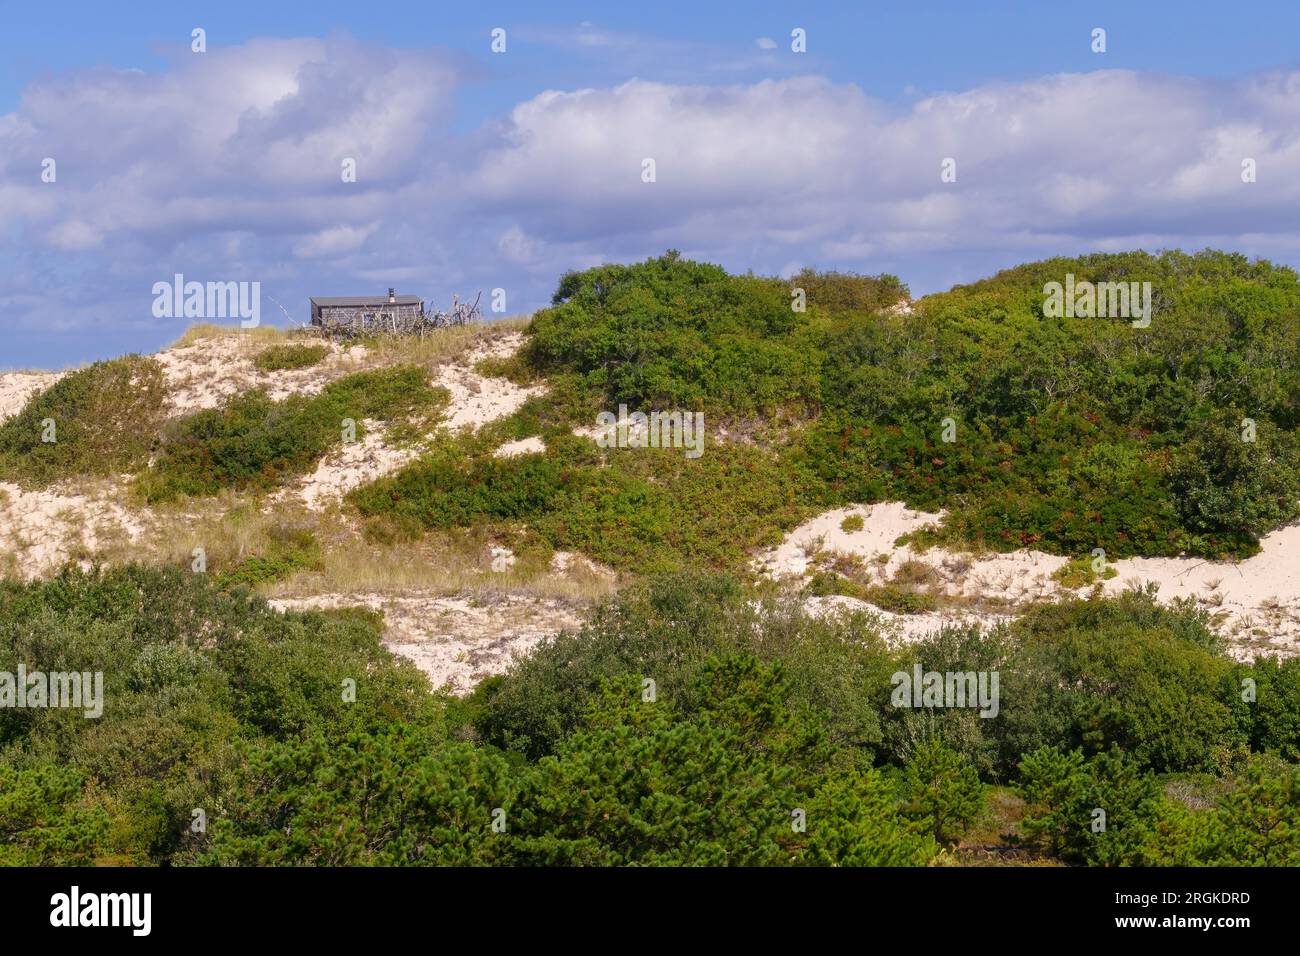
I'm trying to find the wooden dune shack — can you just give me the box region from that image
[309,288,482,340]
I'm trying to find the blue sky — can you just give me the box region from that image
[3,1,1300,368]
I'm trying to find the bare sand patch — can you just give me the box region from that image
[493,435,546,458]
[276,419,421,512]
[0,479,148,579]
[1105,523,1300,656]
[435,333,545,431]
[0,372,66,423]
[268,590,584,695]
[759,502,1300,657]
[154,335,367,414]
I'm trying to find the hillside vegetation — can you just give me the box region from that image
[0,356,166,486]
[1,568,1297,866]
[137,365,443,502]
[356,250,1300,569]
[2,251,1298,868]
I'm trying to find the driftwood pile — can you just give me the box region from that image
[312,292,484,341]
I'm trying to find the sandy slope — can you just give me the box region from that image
[276,332,544,510]
[0,324,544,567]
[0,479,146,579]
[433,333,546,431]
[0,372,66,423]
[154,336,369,414]
[758,502,1300,658]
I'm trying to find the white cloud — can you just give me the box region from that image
[0,37,457,250]
[471,69,1300,260]
[4,38,1300,361]
[756,38,777,50]
[293,223,379,259]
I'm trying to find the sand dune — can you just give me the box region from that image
[758,502,1300,658]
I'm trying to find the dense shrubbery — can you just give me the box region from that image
[0,356,166,486]
[0,566,438,865]
[507,250,1300,563]
[1016,748,1300,866]
[1,568,1296,866]
[799,250,1300,558]
[351,424,821,574]
[525,251,833,419]
[138,366,442,501]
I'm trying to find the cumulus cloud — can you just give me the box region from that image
[472,70,1300,261]
[0,37,456,248]
[3,35,1300,365]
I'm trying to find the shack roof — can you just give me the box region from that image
[310,295,422,308]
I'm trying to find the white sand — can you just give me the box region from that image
[1105,524,1300,654]
[154,336,369,414]
[0,372,66,423]
[759,502,1300,657]
[275,332,544,509]
[493,435,546,458]
[434,333,545,431]
[0,480,147,579]
[283,419,422,512]
[269,590,583,695]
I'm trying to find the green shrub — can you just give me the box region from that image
[0,764,113,865]
[474,353,535,384]
[0,356,166,486]
[1015,746,1165,864]
[0,565,441,864]
[472,572,895,764]
[865,585,938,614]
[787,267,908,315]
[1248,657,1300,761]
[1015,748,1300,866]
[901,738,986,846]
[803,570,868,599]
[352,428,822,575]
[525,251,823,419]
[996,588,1245,774]
[252,343,330,372]
[1051,555,1119,588]
[205,727,513,866]
[508,657,936,866]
